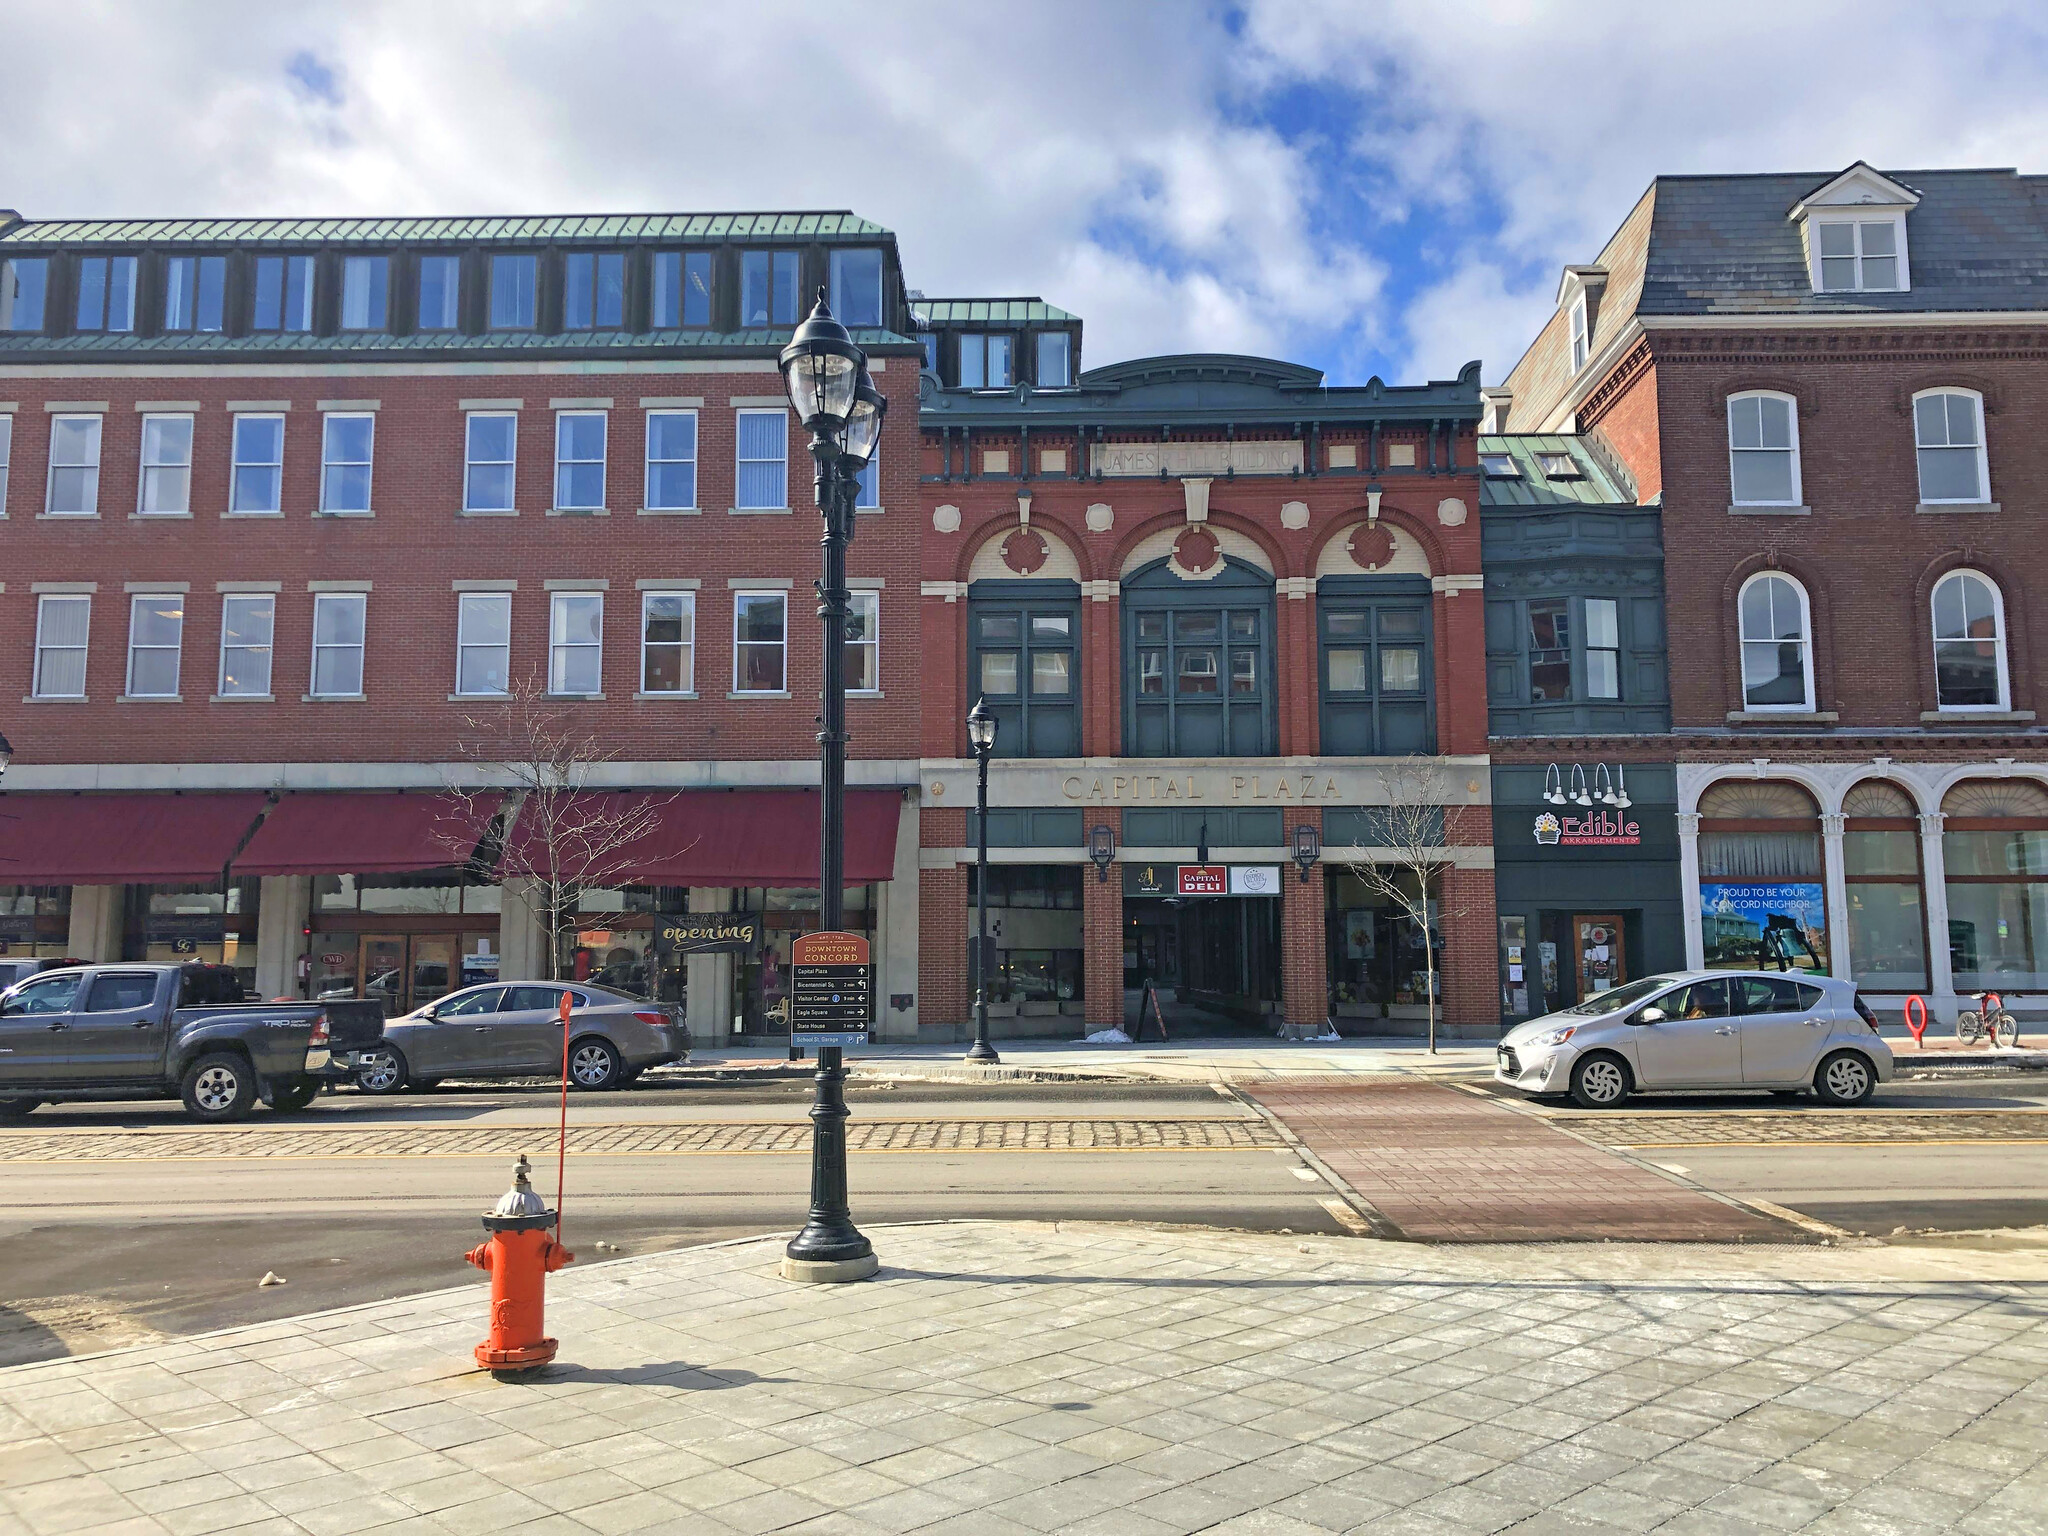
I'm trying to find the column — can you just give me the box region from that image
[918,865,969,1040]
[1083,809,1123,1031]
[498,876,548,982]
[685,887,734,1048]
[1920,811,1956,1022]
[254,875,312,999]
[1821,812,1853,982]
[876,793,921,1044]
[65,885,122,962]
[1677,812,1705,969]
[1441,862,1499,1036]
[1278,807,1326,1037]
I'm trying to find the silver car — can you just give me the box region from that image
[1495,970,1892,1109]
[355,982,685,1094]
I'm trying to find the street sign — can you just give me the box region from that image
[1177,865,1228,896]
[790,930,872,1048]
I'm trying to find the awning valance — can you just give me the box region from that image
[0,793,269,885]
[233,792,504,878]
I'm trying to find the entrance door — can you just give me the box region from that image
[1574,915,1626,1001]
[361,936,406,1014]
[359,935,461,1017]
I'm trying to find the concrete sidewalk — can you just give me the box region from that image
[686,1038,1500,1085]
[5,1221,2046,1535]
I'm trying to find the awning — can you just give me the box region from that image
[504,789,903,887]
[0,792,269,885]
[233,792,505,878]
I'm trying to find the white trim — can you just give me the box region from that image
[135,411,195,516]
[553,407,608,511]
[216,590,276,700]
[1929,568,2011,713]
[453,589,513,698]
[1726,390,1803,508]
[1736,570,1816,713]
[730,588,789,695]
[1910,387,1992,506]
[547,589,605,698]
[1807,212,1911,295]
[643,405,699,514]
[638,587,697,698]
[122,590,184,700]
[31,592,91,700]
[308,590,368,699]
[462,408,519,515]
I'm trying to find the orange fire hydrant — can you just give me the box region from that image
[465,1155,573,1377]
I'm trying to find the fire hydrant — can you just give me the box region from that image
[465,1155,573,1378]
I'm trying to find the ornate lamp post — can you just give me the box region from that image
[777,294,885,1282]
[966,698,1000,1065]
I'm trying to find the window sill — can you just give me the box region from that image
[315,509,375,519]
[1727,504,1812,516]
[36,513,100,521]
[130,511,195,520]
[633,690,700,700]
[449,692,510,702]
[1726,709,1839,724]
[1921,709,2035,723]
[302,693,367,702]
[546,506,611,517]
[224,510,285,519]
[546,692,606,701]
[21,694,88,703]
[849,690,884,699]
[116,694,183,704]
[1917,501,1999,515]
[210,693,274,703]
[637,506,702,516]
[460,507,521,518]
[728,506,793,516]
[856,506,886,516]
[728,690,792,700]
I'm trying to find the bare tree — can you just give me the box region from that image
[1338,758,1473,1054]
[439,672,678,982]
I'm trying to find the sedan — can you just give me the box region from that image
[1495,970,1892,1109]
[354,982,685,1094]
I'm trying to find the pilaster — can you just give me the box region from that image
[65,885,122,962]
[254,875,312,999]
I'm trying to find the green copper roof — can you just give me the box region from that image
[1476,434,1633,507]
[0,211,892,247]
[911,298,1078,325]
[0,326,917,358]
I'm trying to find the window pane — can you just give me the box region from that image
[325,415,373,462]
[1177,650,1218,694]
[958,336,984,388]
[1817,223,1855,256]
[829,249,883,328]
[1743,640,1808,707]
[1136,612,1165,640]
[1175,611,1220,641]
[735,594,785,643]
[36,598,88,648]
[460,594,510,645]
[315,596,365,645]
[418,256,460,329]
[647,411,696,461]
[139,416,194,513]
[1037,331,1071,387]
[341,256,388,330]
[1527,599,1570,652]
[1755,396,1792,448]
[1727,396,1761,449]
[1945,393,1979,446]
[1030,651,1070,695]
[772,251,799,324]
[1029,614,1069,639]
[222,595,273,650]
[1919,446,1980,501]
[1847,883,1926,991]
[1230,650,1258,694]
[1326,648,1367,692]
[1914,394,1948,445]
[1731,449,1794,504]
[1584,598,1618,649]
[1380,647,1421,693]
[1935,641,2002,707]
[741,252,771,325]
[490,254,536,328]
[642,594,689,645]
[987,334,1013,387]
[1586,650,1619,699]
[0,258,49,330]
[1326,610,1368,637]
[980,652,1019,695]
[1861,256,1897,290]
[1139,648,1164,695]
[979,613,1020,644]
[1859,220,1896,256]
[1946,879,2048,990]
[551,594,602,647]
[1821,255,1856,291]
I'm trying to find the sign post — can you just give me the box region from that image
[791,931,872,1049]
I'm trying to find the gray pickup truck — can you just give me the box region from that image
[0,963,384,1121]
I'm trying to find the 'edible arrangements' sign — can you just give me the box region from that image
[790,930,872,1048]
[654,914,761,956]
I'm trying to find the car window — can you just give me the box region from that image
[1561,976,1670,1016]
[503,985,565,1012]
[6,973,83,1014]
[1735,976,1819,1014]
[1662,979,1731,1019]
[434,987,504,1018]
[85,973,159,1012]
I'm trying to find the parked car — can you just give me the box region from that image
[0,963,385,1121]
[1495,970,1892,1109]
[353,981,685,1094]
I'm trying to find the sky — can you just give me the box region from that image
[5,1,2048,386]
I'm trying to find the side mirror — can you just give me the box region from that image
[1632,1006,1667,1025]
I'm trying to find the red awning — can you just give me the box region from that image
[503,789,903,887]
[233,792,505,878]
[0,793,269,885]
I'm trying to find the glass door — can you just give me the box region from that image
[410,937,456,1013]
[360,935,406,1015]
[357,934,458,1017]
[1574,914,1625,999]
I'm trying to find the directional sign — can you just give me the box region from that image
[790,930,871,1048]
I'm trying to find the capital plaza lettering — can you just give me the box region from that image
[1060,772,1342,804]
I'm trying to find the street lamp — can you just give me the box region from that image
[1292,823,1321,883]
[966,697,1000,1065]
[0,731,12,781]
[1088,823,1117,882]
[777,292,887,1283]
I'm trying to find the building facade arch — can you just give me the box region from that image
[1911,549,2032,718]
[962,518,1086,585]
[1720,551,1834,716]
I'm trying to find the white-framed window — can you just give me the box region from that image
[230,414,285,514]
[1913,389,1989,504]
[554,411,607,510]
[548,592,604,695]
[74,256,137,332]
[417,255,461,330]
[735,409,788,510]
[1738,572,1814,712]
[464,412,518,512]
[958,333,1014,389]
[456,592,512,696]
[644,410,698,510]
[1585,598,1620,700]
[854,453,879,510]
[310,593,367,697]
[31,594,89,698]
[218,594,274,697]
[732,591,788,693]
[640,591,695,693]
[125,593,184,698]
[1815,219,1901,292]
[0,258,48,331]
[340,255,388,330]
[45,413,102,516]
[1037,331,1072,388]
[320,413,374,513]
[136,413,194,515]
[828,248,884,328]
[1727,391,1801,507]
[253,255,315,332]
[1931,569,2009,712]
[0,413,12,518]
[1569,297,1589,372]
[845,591,879,693]
[162,256,225,332]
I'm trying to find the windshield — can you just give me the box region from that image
[1559,976,1674,1016]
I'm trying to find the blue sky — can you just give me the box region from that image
[6,1,2048,385]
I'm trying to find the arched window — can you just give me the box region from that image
[1737,573,1814,711]
[1727,391,1801,507]
[1942,779,2048,991]
[1697,780,1828,974]
[1930,569,2009,711]
[1913,389,1989,505]
[1842,780,1927,991]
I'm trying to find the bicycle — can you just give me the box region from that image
[1956,991,2021,1048]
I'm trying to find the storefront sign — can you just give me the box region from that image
[1124,864,1171,897]
[1699,882,1829,973]
[1227,866,1282,896]
[654,914,761,956]
[1533,809,1641,847]
[1177,866,1228,895]
[1090,440,1304,478]
[144,913,224,946]
[0,916,35,944]
[1059,770,1345,804]
[790,930,871,1047]
[1125,864,1281,897]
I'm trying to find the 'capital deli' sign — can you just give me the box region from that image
[1533,809,1640,847]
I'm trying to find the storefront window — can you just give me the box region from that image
[1943,779,2048,991]
[1498,914,1529,1018]
[0,885,71,958]
[1325,867,1442,1018]
[1842,780,1927,991]
[732,885,876,1034]
[557,885,689,1000]
[965,865,1083,1010]
[123,881,261,993]
[1697,781,1828,973]
[309,870,500,1015]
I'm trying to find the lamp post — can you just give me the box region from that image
[0,731,12,781]
[966,698,1000,1065]
[777,293,885,1282]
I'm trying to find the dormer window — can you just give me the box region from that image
[1790,163,1917,297]
[1479,453,1519,478]
[1536,452,1581,480]
[1568,297,1589,371]
[1817,220,1898,292]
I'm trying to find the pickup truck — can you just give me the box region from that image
[0,963,384,1122]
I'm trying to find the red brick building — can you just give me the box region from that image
[1498,163,2048,1024]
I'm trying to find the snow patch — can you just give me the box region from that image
[1082,1028,1133,1044]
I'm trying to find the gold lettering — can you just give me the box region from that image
[1147,776,1162,799]
[1112,776,1128,799]
[1325,778,1340,799]
[1062,776,1084,799]
[1274,777,1293,800]
[1089,778,1106,799]
[1231,776,1246,799]
[1300,774,1316,799]
[1186,776,1200,800]
[1251,776,1264,800]
[1163,777,1181,799]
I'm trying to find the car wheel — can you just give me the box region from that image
[266,1078,320,1113]
[0,1098,42,1118]
[568,1038,622,1091]
[1569,1053,1631,1110]
[1814,1050,1876,1107]
[355,1046,409,1095]
[182,1053,257,1122]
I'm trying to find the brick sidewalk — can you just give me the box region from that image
[1247,1080,1792,1242]
[4,1222,2046,1535]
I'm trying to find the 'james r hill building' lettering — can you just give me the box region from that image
[1090,441,1305,477]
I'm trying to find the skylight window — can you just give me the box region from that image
[1480,453,1519,478]
[1536,452,1581,480]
